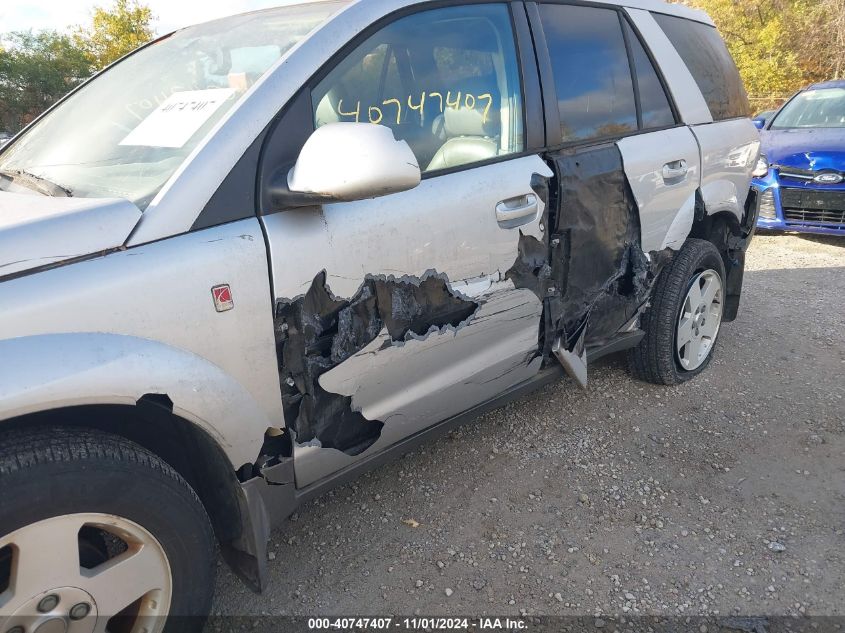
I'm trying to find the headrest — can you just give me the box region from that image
[443,104,499,138]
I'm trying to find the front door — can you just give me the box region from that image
[261,3,551,487]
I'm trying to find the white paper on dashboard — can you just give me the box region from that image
[119,88,234,148]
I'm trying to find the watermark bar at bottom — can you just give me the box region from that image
[197,616,845,633]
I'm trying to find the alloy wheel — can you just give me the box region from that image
[0,513,172,633]
[676,269,723,371]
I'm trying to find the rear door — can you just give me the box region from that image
[615,16,702,253]
[527,1,700,370]
[260,2,551,487]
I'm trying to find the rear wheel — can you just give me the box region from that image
[628,238,726,385]
[0,427,216,633]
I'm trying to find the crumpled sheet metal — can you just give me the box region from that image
[274,270,480,456]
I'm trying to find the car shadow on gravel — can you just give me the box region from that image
[796,234,845,248]
[757,230,845,248]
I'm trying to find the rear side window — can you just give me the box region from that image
[538,4,637,143]
[653,13,750,121]
[623,22,675,129]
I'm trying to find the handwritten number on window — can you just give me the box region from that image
[337,99,361,122]
[382,98,402,125]
[408,92,426,116]
[333,91,495,126]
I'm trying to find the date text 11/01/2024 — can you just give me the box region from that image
[307,617,528,630]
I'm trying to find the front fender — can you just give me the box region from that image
[0,333,272,468]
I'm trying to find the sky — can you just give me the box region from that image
[0,0,297,35]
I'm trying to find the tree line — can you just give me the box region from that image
[1,0,843,133]
[0,0,154,133]
[680,0,845,110]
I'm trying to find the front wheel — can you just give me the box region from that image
[0,427,216,633]
[628,238,726,385]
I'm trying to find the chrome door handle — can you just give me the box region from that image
[495,194,538,228]
[662,160,688,182]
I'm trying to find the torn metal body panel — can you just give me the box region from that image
[308,287,542,485]
[544,144,656,354]
[262,155,553,487]
[495,144,672,388]
[275,270,480,457]
[552,327,587,389]
[230,460,296,591]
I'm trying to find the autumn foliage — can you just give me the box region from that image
[677,0,845,110]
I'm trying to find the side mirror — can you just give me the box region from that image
[753,118,766,130]
[268,123,421,208]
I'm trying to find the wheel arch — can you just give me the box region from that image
[690,205,742,242]
[0,332,277,468]
[689,200,746,322]
[0,332,289,590]
[0,400,245,551]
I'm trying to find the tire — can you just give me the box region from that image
[0,426,216,633]
[628,238,727,385]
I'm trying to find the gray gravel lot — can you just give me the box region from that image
[211,233,845,618]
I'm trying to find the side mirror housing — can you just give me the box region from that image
[753,117,766,130]
[268,123,421,209]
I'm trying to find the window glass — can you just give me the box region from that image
[0,1,347,208]
[623,22,675,129]
[539,4,637,143]
[653,14,750,121]
[771,88,845,129]
[312,4,524,172]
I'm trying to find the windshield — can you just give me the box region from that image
[770,87,845,130]
[0,1,347,208]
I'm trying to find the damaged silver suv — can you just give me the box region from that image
[0,0,759,628]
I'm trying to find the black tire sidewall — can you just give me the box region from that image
[0,440,215,623]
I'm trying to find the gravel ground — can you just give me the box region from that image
[211,232,845,619]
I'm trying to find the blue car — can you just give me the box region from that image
[752,80,845,236]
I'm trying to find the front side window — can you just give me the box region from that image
[771,88,845,129]
[311,4,524,173]
[539,4,637,143]
[653,14,750,121]
[0,1,347,208]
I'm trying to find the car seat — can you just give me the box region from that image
[426,103,501,171]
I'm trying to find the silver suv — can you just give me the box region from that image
[0,0,759,628]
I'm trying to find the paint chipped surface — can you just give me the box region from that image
[295,286,543,486]
[319,288,541,425]
[275,270,480,456]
